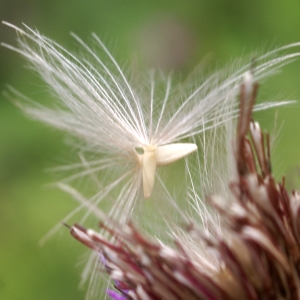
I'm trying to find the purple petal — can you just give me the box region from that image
[107,290,128,300]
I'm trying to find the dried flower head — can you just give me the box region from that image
[70,72,300,300]
[2,22,300,299]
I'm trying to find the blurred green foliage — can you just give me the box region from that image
[1,1,300,299]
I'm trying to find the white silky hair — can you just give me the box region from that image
[2,22,300,299]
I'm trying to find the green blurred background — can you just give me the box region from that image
[1,1,300,299]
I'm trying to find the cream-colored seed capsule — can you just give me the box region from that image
[156,143,198,166]
[140,143,197,198]
[142,145,157,198]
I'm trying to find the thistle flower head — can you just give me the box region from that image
[70,72,300,300]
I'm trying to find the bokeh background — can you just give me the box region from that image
[1,1,300,299]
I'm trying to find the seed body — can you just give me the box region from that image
[141,143,197,198]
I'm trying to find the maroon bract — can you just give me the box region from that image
[69,73,300,299]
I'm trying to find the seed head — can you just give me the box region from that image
[70,72,300,300]
[2,23,298,222]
